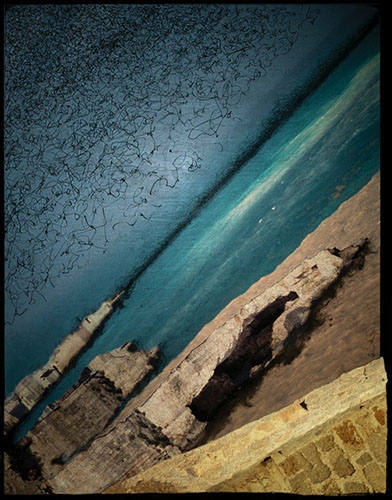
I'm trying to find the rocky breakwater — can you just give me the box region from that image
[4,342,159,494]
[47,240,368,494]
[4,291,124,438]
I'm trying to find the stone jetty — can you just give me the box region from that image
[4,291,125,438]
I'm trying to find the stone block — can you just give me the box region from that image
[301,442,322,465]
[372,406,386,426]
[308,463,331,484]
[354,412,379,439]
[334,420,364,451]
[297,441,331,484]
[363,462,386,492]
[331,453,355,478]
[343,481,369,494]
[279,455,301,477]
[316,434,335,452]
[320,479,341,495]
[288,471,313,495]
[293,451,312,473]
[356,452,373,466]
[366,433,386,463]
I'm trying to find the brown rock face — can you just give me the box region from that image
[4,342,159,491]
[45,242,368,494]
[135,242,368,451]
[190,291,299,421]
[49,409,181,494]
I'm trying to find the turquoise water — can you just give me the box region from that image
[13,26,379,442]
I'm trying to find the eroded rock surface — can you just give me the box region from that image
[4,342,159,493]
[50,410,181,494]
[45,241,368,494]
[136,243,368,450]
[4,291,125,438]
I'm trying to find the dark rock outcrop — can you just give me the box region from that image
[190,291,299,421]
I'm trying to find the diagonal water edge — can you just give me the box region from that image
[91,13,380,298]
[10,21,380,442]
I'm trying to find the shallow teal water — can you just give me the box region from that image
[12,26,380,442]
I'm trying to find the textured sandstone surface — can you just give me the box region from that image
[104,357,387,494]
[3,342,159,493]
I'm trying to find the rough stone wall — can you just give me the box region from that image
[26,371,124,480]
[103,357,387,494]
[208,392,387,494]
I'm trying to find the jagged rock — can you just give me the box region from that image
[13,342,159,482]
[49,410,181,494]
[43,241,368,495]
[3,450,53,495]
[136,245,366,450]
[88,342,160,397]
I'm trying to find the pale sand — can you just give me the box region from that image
[126,171,380,439]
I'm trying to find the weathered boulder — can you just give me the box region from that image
[88,341,160,397]
[49,409,181,494]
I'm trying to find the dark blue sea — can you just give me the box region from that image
[4,5,379,441]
